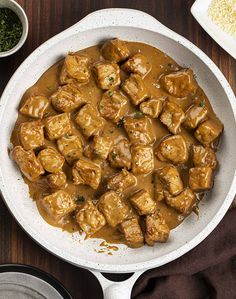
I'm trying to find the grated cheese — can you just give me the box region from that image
[208,0,236,38]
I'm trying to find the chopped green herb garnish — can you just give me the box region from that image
[108,90,113,97]
[47,85,54,91]
[111,153,117,160]
[199,101,205,108]
[134,111,143,118]
[0,8,23,52]
[108,76,114,82]
[76,195,85,203]
[117,117,125,127]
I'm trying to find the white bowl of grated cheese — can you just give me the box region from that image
[191,0,236,59]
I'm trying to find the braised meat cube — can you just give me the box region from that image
[131,144,154,174]
[165,188,196,214]
[46,171,67,189]
[101,38,130,63]
[153,171,164,201]
[98,89,128,123]
[75,104,105,138]
[51,83,86,112]
[40,190,76,221]
[160,69,197,98]
[124,116,155,145]
[139,97,165,118]
[72,157,101,189]
[155,134,189,164]
[88,136,113,160]
[183,104,208,129]
[121,53,151,77]
[157,165,183,196]
[44,113,72,140]
[107,169,136,192]
[20,121,44,150]
[192,145,217,169]
[145,212,170,245]
[57,135,83,164]
[60,53,90,84]
[38,147,65,173]
[108,139,131,169]
[160,100,185,134]
[189,167,214,191]
[121,74,148,105]
[20,95,49,119]
[76,201,106,236]
[11,146,44,181]
[93,61,120,90]
[120,218,144,248]
[98,191,130,227]
[194,119,223,145]
[129,189,156,215]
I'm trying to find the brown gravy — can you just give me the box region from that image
[10,42,221,245]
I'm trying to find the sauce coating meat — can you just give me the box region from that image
[10,40,223,248]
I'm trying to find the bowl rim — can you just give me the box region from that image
[0,0,28,57]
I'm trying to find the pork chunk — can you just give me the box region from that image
[108,139,131,169]
[194,119,223,145]
[51,83,86,112]
[46,171,67,189]
[131,144,154,174]
[121,74,148,106]
[40,190,76,221]
[107,169,136,192]
[160,69,197,97]
[189,167,214,191]
[145,212,170,245]
[101,39,130,63]
[20,121,44,150]
[75,104,105,138]
[38,147,65,173]
[20,95,49,119]
[160,100,185,134]
[192,145,217,169]
[165,188,196,214]
[88,135,113,160]
[139,97,165,118]
[124,116,155,145]
[98,89,128,123]
[57,135,83,164]
[60,53,90,84]
[93,61,120,90]
[98,191,130,227]
[183,104,208,129]
[11,146,44,181]
[155,134,188,164]
[129,189,156,215]
[76,201,106,236]
[72,157,101,189]
[157,165,183,196]
[121,53,151,77]
[120,218,144,248]
[44,113,72,140]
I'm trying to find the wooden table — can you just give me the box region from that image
[0,1,235,298]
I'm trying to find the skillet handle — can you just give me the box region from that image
[69,8,172,34]
[90,270,144,299]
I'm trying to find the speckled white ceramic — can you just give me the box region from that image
[0,9,235,298]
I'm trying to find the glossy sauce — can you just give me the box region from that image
[10,42,221,245]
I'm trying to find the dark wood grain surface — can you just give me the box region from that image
[0,1,235,298]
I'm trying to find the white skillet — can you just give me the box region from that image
[0,9,235,299]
